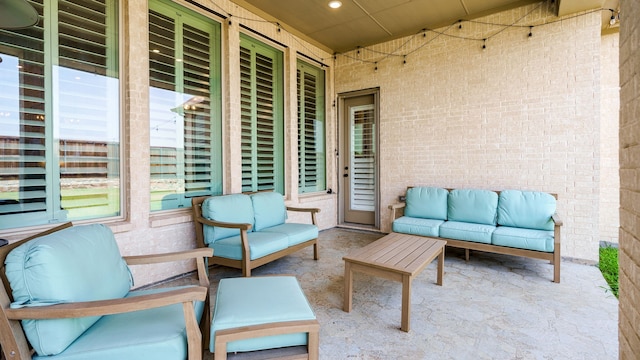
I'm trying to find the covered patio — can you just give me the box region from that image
[159,228,619,359]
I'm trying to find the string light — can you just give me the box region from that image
[196,0,620,67]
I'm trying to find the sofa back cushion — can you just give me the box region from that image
[4,224,132,356]
[447,189,498,225]
[404,187,448,220]
[202,194,254,243]
[497,190,556,231]
[251,191,287,231]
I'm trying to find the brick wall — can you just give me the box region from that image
[619,0,640,357]
[600,33,620,244]
[334,1,604,261]
[114,0,335,286]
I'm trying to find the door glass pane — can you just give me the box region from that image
[350,104,375,211]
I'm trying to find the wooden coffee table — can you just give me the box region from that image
[343,232,447,332]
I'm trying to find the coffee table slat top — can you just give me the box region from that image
[343,233,447,276]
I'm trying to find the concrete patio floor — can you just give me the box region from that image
[171,228,619,360]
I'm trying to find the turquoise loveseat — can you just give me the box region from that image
[0,222,212,360]
[192,191,320,276]
[389,187,562,282]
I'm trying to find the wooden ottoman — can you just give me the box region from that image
[210,276,319,360]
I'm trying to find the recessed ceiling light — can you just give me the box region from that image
[328,1,342,9]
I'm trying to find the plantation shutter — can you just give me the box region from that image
[0,11,47,218]
[350,105,375,211]
[239,35,283,193]
[149,0,221,210]
[56,0,119,217]
[0,0,119,225]
[149,8,179,208]
[297,60,325,193]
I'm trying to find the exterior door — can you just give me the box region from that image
[340,91,378,227]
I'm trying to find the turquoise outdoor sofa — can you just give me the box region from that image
[192,191,320,276]
[0,222,212,360]
[389,187,562,282]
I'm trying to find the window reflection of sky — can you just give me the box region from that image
[150,87,199,149]
[0,59,120,143]
[0,54,20,137]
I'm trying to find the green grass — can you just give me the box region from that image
[598,245,619,298]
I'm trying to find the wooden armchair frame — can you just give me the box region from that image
[191,196,320,277]
[0,222,213,360]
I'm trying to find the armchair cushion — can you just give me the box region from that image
[4,224,133,356]
[211,276,316,352]
[392,216,444,237]
[202,194,255,243]
[260,223,319,246]
[491,226,555,252]
[211,231,289,260]
[404,187,448,220]
[497,190,556,231]
[32,287,205,360]
[251,192,287,231]
[447,189,498,225]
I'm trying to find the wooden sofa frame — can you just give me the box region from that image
[389,189,563,283]
[192,196,320,277]
[0,222,213,360]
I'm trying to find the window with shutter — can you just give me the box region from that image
[297,59,325,194]
[0,0,121,230]
[148,0,221,211]
[239,34,284,194]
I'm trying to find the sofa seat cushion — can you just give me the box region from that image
[251,192,287,231]
[261,223,318,246]
[392,216,444,237]
[5,224,132,356]
[203,194,255,243]
[447,189,498,225]
[404,187,449,220]
[211,276,316,352]
[33,287,205,360]
[439,221,495,244]
[210,231,289,260]
[491,226,555,252]
[498,190,556,231]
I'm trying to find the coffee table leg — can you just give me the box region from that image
[344,261,353,312]
[437,248,444,286]
[401,275,411,332]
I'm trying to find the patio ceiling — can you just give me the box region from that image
[230,0,620,53]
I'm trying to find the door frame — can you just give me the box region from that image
[337,87,380,229]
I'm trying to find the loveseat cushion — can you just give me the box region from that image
[439,221,495,244]
[33,287,205,360]
[497,190,556,231]
[211,276,316,352]
[261,223,318,246]
[251,192,287,231]
[202,194,254,243]
[447,189,498,225]
[404,187,448,220]
[211,231,289,260]
[5,224,132,356]
[491,226,555,252]
[392,216,444,237]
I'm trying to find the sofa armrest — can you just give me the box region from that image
[195,216,252,231]
[551,213,563,227]
[124,248,213,287]
[5,286,207,320]
[388,202,406,224]
[286,206,321,226]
